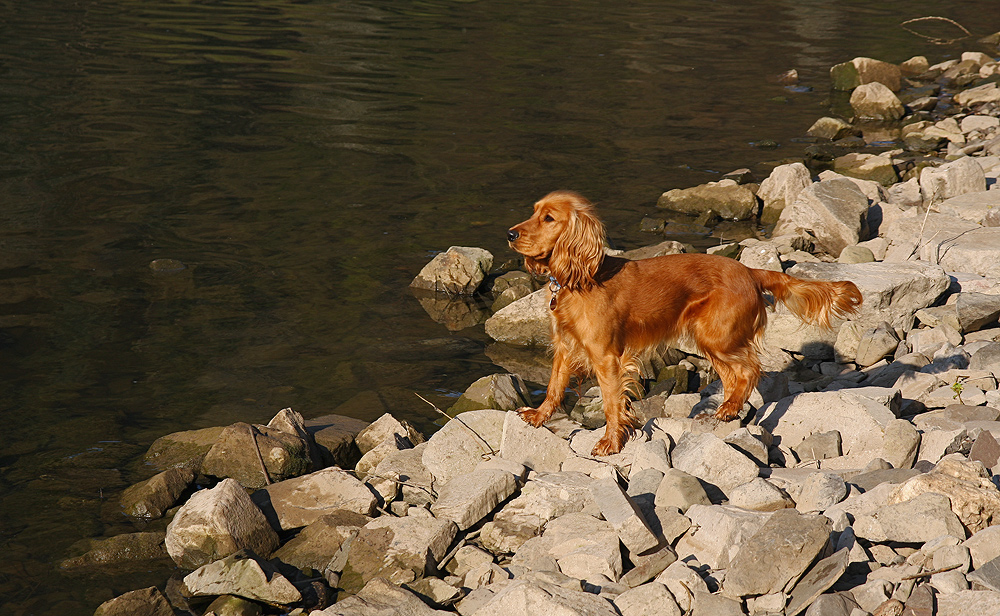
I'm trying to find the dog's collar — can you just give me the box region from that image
[548,276,562,310]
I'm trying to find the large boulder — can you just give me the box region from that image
[201,422,313,490]
[94,587,174,616]
[757,389,899,469]
[849,82,904,120]
[410,246,493,295]
[758,163,813,224]
[484,289,551,346]
[165,478,279,569]
[512,512,622,581]
[656,180,759,220]
[344,515,458,587]
[723,509,832,598]
[431,466,519,530]
[920,157,988,206]
[251,467,377,530]
[934,190,1000,226]
[890,455,1000,534]
[786,261,950,332]
[830,57,902,91]
[674,505,771,570]
[270,510,370,572]
[448,373,533,414]
[143,426,226,472]
[772,178,869,257]
[475,579,619,616]
[183,550,301,605]
[670,432,759,496]
[312,577,453,616]
[119,467,195,520]
[421,409,506,486]
[480,471,598,554]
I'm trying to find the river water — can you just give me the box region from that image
[1,0,997,612]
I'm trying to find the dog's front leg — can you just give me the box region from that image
[518,346,571,428]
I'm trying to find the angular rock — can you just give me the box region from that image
[271,510,369,572]
[758,389,899,469]
[500,410,573,472]
[724,509,832,598]
[808,117,854,141]
[834,152,898,187]
[654,468,711,513]
[304,413,368,469]
[853,491,965,542]
[449,373,532,414]
[786,261,950,333]
[480,471,597,554]
[920,157,988,207]
[120,467,195,520]
[937,590,1000,615]
[313,577,453,616]
[738,239,783,271]
[728,477,794,512]
[850,82,905,120]
[374,443,435,506]
[674,504,771,570]
[785,548,851,616]
[614,582,682,616]
[934,190,1000,227]
[972,342,1000,373]
[796,472,847,513]
[773,178,870,257]
[143,426,226,473]
[656,180,759,221]
[512,512,622,582]
[831,57,902,91]
[251,467,376,531]
[59,532,169,570]
[422,409,506,486]
[793,430,843,462]
[165,478,279,569]
[759,163,813,223]
[183,550,301,605]
[355,413,424,455]
[93,587,174,616]
[431,467,518,530]
[890,455,1000,534]
[670,432,758,496]
[344,515,458,586]
[883,418,921,470]
[410,246,493,295]
[475,580,619,616]
[855,323,902,366]
[202,422,313,490]
[590,478,659,555]
[484,289,551,346]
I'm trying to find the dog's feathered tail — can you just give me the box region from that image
[751,269,862,327]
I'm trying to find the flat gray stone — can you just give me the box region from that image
[431,467,518,530]
[785,548,850,616]
[590,478,659,555]
[724,509,833,598]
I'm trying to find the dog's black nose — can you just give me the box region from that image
[507,229,519,242]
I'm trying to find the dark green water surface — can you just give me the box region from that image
[1,0,997,612]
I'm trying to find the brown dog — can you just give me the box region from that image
[507,190,862,456]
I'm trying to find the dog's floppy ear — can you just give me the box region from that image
[549,199,605,290]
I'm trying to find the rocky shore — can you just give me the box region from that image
[89,46,1000,616]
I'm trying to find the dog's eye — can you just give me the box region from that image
[543,215,554,222]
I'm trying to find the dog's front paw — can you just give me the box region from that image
[517,407,548,428]
[713,401,742,422]
[591,434,624,457]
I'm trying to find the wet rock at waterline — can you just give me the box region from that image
[410,246,494,295]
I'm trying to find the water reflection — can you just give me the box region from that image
[1,0,997,611]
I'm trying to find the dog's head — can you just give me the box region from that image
[507,190,606,290]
